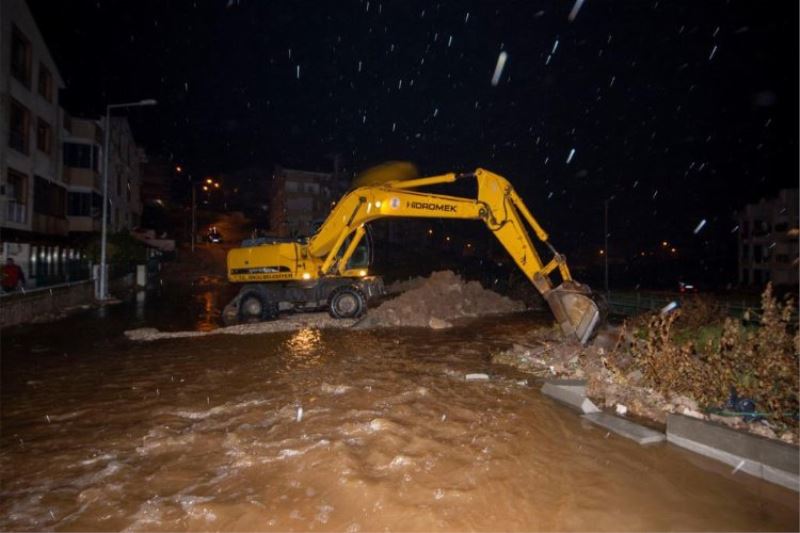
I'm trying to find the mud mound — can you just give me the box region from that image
[357,270,524,329]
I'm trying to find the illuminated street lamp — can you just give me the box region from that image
[99,98,157,301]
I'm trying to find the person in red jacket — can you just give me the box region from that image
[1,258,25,292]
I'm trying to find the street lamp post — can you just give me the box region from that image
[98,99,157,301]
[604,199,609,295]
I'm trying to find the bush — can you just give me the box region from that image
[84,231,148,265]
[614,284,799,428]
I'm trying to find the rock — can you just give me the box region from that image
[428,317,452,329]
[680,408,705,419]
[625,369,644,385]
[465,373,490,382]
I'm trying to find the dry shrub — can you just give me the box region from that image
[675,294,726,329]
[615,284,799,428]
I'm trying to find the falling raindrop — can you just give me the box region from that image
[491,51,508,86]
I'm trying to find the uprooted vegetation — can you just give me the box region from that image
[607,284,799,431]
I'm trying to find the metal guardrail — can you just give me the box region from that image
[0,278,94,299]
[606,292,798,324]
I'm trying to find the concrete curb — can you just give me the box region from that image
[667,414,799,492]
[540,380,601,414]
[540,381,799,492]
[541,380,663,445]
[582,412,665,445]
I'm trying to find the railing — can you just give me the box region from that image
[0,278,93,300]
[606,291,797,324]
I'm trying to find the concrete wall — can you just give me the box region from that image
[0,280,93,328]
[0,272,134,328]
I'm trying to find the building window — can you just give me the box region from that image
[6,168,28,224]
[9,99,30,154]
[38,64,53,101]
[36,118,52,154]
[33,176,66,217]
[63,142,93,169]
[753,245,763,263]
[11,25,32,86]
[68,192,92,216]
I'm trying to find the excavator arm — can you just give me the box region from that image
[302,168,601,342]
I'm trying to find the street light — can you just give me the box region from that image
[98,98,157,301]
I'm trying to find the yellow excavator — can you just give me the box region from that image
[223,167,602,343]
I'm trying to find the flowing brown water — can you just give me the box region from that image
[1,309,797,531]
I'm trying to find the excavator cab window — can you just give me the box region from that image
[339,232,371,269]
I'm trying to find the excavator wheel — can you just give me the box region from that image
[328,285,366,319]
[238,291,279,322]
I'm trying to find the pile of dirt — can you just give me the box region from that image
[356,270,524,329]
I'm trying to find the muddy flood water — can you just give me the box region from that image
[1,288,798,531]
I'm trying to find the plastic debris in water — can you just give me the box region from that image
[465,373,489,382]
[708,45,718,60]
[693,219,707,234]
[731,460,746,474]
[296,406,303,422]
[660,301,679,315]
[491,51,508,86]
[566,148,576,164]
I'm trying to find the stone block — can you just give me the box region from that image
[582,412,665,445]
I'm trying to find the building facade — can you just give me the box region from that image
[269,166,347,237]
[106,116,143,231]
[0,0,85,286]
[738,189,799,287]
[62,113,103,234]
[1,0,66,239]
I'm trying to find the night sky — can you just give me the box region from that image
[29,0,798,285]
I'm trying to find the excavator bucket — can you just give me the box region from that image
[544,281,603,344]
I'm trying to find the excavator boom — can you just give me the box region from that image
[226,168,602,342]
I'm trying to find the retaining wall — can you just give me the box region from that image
[0,273,134,328]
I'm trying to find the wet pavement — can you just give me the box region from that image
[1,284,798,531]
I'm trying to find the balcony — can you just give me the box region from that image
[32,213,68,236]
[64,167,101,190]
[6,201,27,224]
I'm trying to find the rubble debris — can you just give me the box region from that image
[356,270,524,329]
[125,313,357,341]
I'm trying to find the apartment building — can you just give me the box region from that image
[0,0,83,286]
[738,188,799,287]
[269,166,347,237]
[1,0,66,237]
[106,116,143,231]
[62,114,103,233]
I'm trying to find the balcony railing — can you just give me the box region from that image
[6,201,26,224]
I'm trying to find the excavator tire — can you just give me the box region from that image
[238,291,279,322]
[328,285,366,319]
